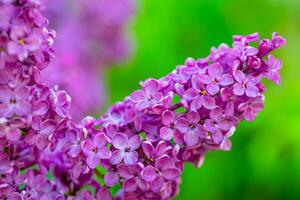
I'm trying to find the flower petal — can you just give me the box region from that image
[15,100,31,116]
[190,96,203,111]
[124,151,138,165]
[128,135,141,151]
[123,178,138,192]
[209,107,222,121]
[98,147,111,159]
[245,83,259,97]
[233,70,246,83]
[104,171,119,187]
[197,74,212,84]
[141,166,157,182]
[96,188,112,200]
[155,155,174,170]
[219,74,234,86]
[208,63,223,79]
[142,141,155,157]
[202,95,215,110]
[150,176,164,192]
[0,87,11,102]
[112,133,128,150]
[86,154,100,169]
[206,83,220,96]
[155,141,167,157]
[118,165,134,179]
[184,130,199,146]
[159,126,173,141]
[233,83,245,96]
[6,127,21,142]
[109,150,125,165]
[161,168,180,180]
[81,139,94,155]
[94,132,107,147]
[131,90,146,101]
[186,111,200,124]
[175,118,189,133]
[32,100,49,115]
[162,110,175,126]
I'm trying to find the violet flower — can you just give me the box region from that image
[82,132,111,169]
[159,110,177,140]
[110,133,141,165]
[0,1,286,198]
[233,70,260,97]
[175,111,206,146]
[0,86,31,118]
[141,155,180,192]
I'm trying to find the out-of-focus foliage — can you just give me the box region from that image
[107,0,300,199]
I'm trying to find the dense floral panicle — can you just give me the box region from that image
[0,1,285,199]
[88,32,285,198]
[39,0,135,119]
[0,1,87,199]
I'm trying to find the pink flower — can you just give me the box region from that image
[7,25,41,61]
[233,70,259,97]
[0,86,31,118]
[82,132,111,169]
[196,63,234,95]
[141,155,180,192]
[159,110,177,140]
[204,107,233,145]
[175,111,206,146]
[265,55,282,85]
[131,79,163,111]
[110,133,141,165]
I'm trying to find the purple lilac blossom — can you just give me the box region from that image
[0,0,285,199]
[91,31,285,198]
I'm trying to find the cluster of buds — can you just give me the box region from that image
[0,0,285,199]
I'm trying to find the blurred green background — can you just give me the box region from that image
[105,0,300,199]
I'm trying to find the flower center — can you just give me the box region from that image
[189,124,195,129]
[9,98,16,105]
[92,147,98,153]
[147,157,155,163]
[18,39,25,46]
[212,79,218,84]
[200,89,206,96]
[170,123,175,129]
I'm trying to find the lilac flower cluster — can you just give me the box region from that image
[87,32,285,199]
[41,0,135,120]
[0,0,285,199]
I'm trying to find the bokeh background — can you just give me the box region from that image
[105,0,300,199]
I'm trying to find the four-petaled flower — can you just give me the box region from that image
[141,155,180,192]
[238,97,264,121]
[175,111,206,146]
[233,70,259,97]
[7,25,41,61]
[197,63,234,95]
[131,79,163,111]
[204,107,233,145]
[265,55,282,85]
[118,163,148,192]
[82,132,111,169]
[0,86,31,118]
[183,73,217,111]
[110,133,141,165]
[142,141,171,162]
